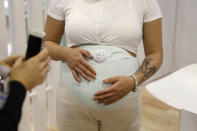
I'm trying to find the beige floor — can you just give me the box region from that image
[48,88,180,131]
[141,88,180,131]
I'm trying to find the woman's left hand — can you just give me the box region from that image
[93,76,135,105]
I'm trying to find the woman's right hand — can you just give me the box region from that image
[64,47,96,83]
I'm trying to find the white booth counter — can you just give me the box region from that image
[146,64,197,131]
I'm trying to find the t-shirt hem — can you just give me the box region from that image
[143,15,162,23]
[67,43,138,54]
[47,11,65,21]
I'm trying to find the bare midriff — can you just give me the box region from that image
[71,44,137,57]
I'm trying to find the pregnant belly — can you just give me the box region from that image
[60,44,139,111]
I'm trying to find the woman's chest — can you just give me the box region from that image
[65,0,143,44]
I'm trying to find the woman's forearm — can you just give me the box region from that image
[45,41,69,61]
[135,53,163,85]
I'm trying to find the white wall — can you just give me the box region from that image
[174,0,197,70]
[0,0,8,59]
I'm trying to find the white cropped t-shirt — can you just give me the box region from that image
[47,0,162,54]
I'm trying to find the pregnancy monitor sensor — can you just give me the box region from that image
[93,49,106,63]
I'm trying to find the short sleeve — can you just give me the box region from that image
[47,0,65,20]
[143,0,162,23]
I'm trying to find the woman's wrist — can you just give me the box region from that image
[59,46,71,62]
[133,72,144,85]
[127,76,135,92]
[45,41,71,61]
